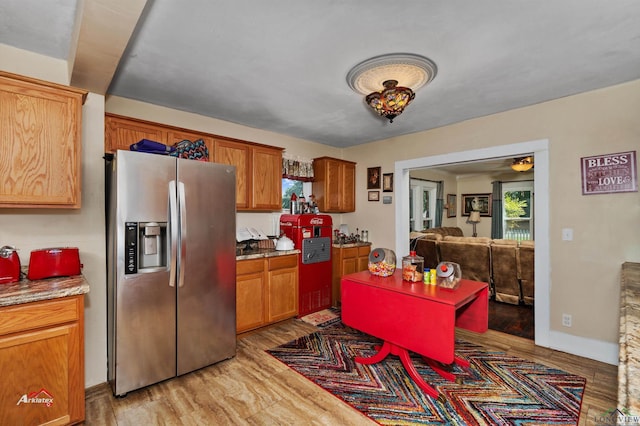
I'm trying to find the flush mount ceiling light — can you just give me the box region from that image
[347,53,437,123]
[511,156,534,172]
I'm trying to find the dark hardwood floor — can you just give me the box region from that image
[488,299,534,340]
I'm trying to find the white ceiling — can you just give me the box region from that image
[1,0,640,150]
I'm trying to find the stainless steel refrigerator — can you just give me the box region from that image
[106,150,236,396]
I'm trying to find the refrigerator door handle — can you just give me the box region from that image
[169,180,178,288]
[178,181,187,288]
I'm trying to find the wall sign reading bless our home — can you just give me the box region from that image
[581,150,637,195]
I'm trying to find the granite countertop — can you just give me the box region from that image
[0,274,90,308]
[332,242,373,248]
[236,248,300,261]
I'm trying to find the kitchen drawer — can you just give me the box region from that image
[268,254,297,271]
[358,246,371,257]
[341,247,358,259]
[0,297,80,335]
[237,258,264,275]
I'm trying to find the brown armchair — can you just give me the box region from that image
[490,239,520,305]
[438,236,492,290]
[517,240,535,305]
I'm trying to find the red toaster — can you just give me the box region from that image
[0,246,21,284]
[27,247,82,280]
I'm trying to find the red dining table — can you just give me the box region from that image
[341,270,488,400]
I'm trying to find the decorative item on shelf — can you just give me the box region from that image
[346,53,437,123]
[511,156,534,172]
[467,211,481,237]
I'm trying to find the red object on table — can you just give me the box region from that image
[341,270,488,399]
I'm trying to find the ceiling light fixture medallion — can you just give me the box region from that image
[347,53,437,123]
[511,156,534,172]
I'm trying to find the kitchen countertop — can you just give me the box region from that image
[0,274,90,308]
[236,248,300,261]
[332,242,373,248]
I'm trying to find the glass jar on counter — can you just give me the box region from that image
[402,251,424,282]
[368,248,396,277]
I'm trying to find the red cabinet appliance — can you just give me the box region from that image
[279,214,333,317]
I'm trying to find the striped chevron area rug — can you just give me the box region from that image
[267,324,585,425]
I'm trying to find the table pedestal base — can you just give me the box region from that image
[355,341,468,401]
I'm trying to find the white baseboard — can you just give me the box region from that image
[548,330,619,365]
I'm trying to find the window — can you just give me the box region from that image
[409,179,437,231]
[502,181,534,240]
[281,179,312,211]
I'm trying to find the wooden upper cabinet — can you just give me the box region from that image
[105,114,168,153]
[0,71,87,209]
[214,139,250,209]
[341,161,356,212]
[252,146,282,210]
[104,113,283,211]
[313,157,357,213]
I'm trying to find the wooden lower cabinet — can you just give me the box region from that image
[266,255,299,323]
[236,254,298,333]
[236,258,266,334]
[332,245,371,306]
[0,295,85,425]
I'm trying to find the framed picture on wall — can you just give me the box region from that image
[368,190,380,201]
[446,194,457,217]
[367,167,381,189]
[461,193,492,216]
[383,173,394,192]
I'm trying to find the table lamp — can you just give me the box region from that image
[467,211,481,237]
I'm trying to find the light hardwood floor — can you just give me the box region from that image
[83,319,617,425]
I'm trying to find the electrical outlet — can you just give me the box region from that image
[562,228,573,241]
[562,313,572,327]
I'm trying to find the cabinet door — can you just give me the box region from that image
[105,114,167,153]
[252,146,282,210]
[342,257,358,277]
[0,75,85,208]
[236,272,265,333]
[267,267,299,322]
[166,130,215,162]
[340,162,356,212]
[267,255,298,322]
[313,157,356,213]
[0,296,84,425]
[215,139,250,209]
[357,246,371,272]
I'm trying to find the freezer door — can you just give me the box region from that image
[109,151,177,396]
[176,158,237,375]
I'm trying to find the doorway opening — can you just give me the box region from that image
[394,139,550,346]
